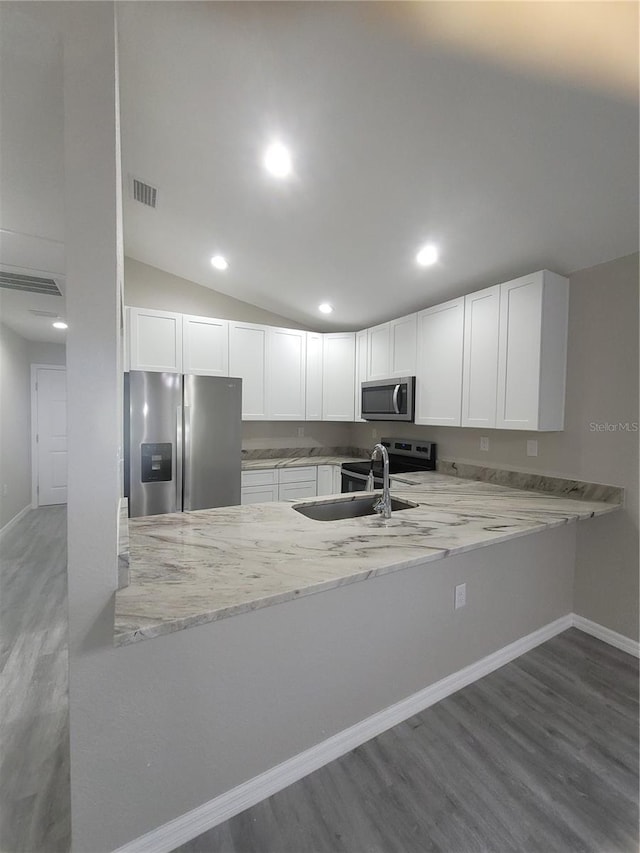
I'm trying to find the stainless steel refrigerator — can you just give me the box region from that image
[124,371,242,518]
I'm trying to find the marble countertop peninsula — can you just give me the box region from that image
[114,472,620,647]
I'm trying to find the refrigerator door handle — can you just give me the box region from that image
[182,405,191,511]
[176,405,183,512]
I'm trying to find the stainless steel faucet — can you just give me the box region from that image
[371,443,392,519]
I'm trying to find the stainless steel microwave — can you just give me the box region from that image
[361,377,416,422]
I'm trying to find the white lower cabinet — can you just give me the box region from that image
[240,469,279,505]
[278,466,317,500]
[240,483,280,504]
[241,466,319,504]
[415,297,464,426]
[317,464,342,496]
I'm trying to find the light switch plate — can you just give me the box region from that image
[455,583,466,609]
[480,436,489,452]
[527,440,538,457]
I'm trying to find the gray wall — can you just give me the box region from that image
[125,256,309,329]
[243,420,352,451]
[0,323,32,527]
[351,252,639,641]
[29,340,66,366]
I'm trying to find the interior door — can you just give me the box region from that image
[36,367,67,506]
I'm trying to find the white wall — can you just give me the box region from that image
[125,256,310,330]
[0,323,31,527]
[352,252,639,641]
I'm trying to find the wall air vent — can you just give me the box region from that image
[0,271,61,296]
[132,177,158,208]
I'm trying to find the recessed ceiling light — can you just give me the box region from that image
[318,303,333,314]
[52,321,68,329]
[210,255,229,271]
[416,244,439,267]
[264,142,292,178]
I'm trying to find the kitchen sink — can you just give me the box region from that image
[292,494,417,522]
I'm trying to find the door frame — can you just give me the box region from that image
[31,364,66,508]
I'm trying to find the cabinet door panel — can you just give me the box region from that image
[461,286,500,428]
[241,484,279,504]
[367,323,391,381]
[316,465,334,496]
[390,313,417,376]
[354,330,368,421]
[322,333,355,421]
[305,333,323,420]
[496,277,542,429]
[229,322,268,420]
[278,480,317,501]
[183,315,229,376]
[128,307,182,372]
[415,298,464,426]
[267,328,306,420]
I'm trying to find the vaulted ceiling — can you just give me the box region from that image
[1,2,638,340]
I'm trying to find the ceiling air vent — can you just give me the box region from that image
[29,309,61,318]
[132,177,158,208]
[0,271,61,296]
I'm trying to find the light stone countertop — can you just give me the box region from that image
[241,455,367,470]
[114,472,619,647]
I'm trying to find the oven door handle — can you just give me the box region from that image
[392,384,401,414]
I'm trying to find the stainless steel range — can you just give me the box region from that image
[341,437,436,493]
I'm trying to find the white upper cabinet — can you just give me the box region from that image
[354,329,368,421]
[461,286,501,428]
[182,314,229,376]
[496,271,569,431]
[266,327,307,420]
[229,321,268,420]
[366,322,392,380]
[415,298,464,426]
[305,332,323,421]
[389,313,417,376]
[322,332,355,421]
[128,307,182,373]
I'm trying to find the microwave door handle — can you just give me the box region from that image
[392,384,401,414]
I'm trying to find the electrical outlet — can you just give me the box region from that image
[480,436,489,452]
[297,427,304,438]
[455,583,466,609]
[372,428,378,439]
[2,484,7,497]
[526,440,538,457]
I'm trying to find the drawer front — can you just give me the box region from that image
[241,484,279,504]
[241,469,278,487]
[278,466,317,484]
[278,481,317,501]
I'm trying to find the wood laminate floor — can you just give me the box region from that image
[176,629,639,853]
[0,507,70,853]
[0,507,638,853]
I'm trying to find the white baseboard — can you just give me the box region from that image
[113,613,572,853]
[572,613,639,658]
[0,504,31,538]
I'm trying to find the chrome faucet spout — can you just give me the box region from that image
[371,443,392,519]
